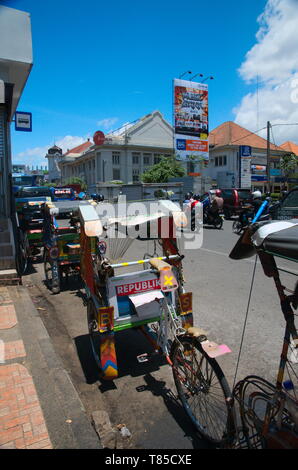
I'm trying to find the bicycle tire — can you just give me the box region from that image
[87,298,101,370]
[171,335,234,446]
[15,229,29,276]
[44,250,60,294]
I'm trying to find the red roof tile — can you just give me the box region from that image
[280,141,298,155]
[64,140,93,156]
[209,121,285,151]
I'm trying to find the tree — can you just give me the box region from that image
[141,156,185,183]
[279,153,298,186]
[63,176,87,191]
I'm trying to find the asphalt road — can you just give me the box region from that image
[23,219,297,449]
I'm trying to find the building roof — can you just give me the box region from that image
[64,140,93,156]
[280,141,298,155]
[209,121,285,152]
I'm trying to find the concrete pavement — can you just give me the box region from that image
[0,283,101,449]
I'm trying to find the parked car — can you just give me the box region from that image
[219,188,253,219]
[269,186,298,220]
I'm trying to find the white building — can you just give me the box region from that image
[206,121,289,192]
[59,111,175,192]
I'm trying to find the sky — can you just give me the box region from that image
[2,0,298,168]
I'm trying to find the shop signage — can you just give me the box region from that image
[93,130,105,146]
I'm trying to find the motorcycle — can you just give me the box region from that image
[203,208,224,229]
[232,207,270,235]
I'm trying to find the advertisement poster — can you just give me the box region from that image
[173,78,209,161]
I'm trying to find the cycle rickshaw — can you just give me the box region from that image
[78,197,232,433]
[179,198,297,449]
[15,196,51,275]
[41,199,97,294]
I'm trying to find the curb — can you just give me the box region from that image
[7,285,102,449]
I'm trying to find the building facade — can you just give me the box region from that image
[59,111,175,193]
[206,121,289,192]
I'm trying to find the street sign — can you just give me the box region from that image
[15,111,32,132]
[239,145,252,188]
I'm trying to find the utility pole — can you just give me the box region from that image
[266,121,271,193]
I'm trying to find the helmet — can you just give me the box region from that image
[215,189,222,197]
[91,193,97,200]
[252,190,262,199]
[185,192,193,200]
[193,194,200,201]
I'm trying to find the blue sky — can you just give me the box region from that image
[3,0,298,168]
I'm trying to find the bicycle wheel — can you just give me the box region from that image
[87,298,101,369]
[44,249,60,294]
[232,220,242,235]
[171,335,234,446]
[15,229,29,276]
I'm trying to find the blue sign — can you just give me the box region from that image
[176,139,186,150]
[239,145,251,157]
[251,175,267,181]
[270,169,281,176]
[15,111,32,132]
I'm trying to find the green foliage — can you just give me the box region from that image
[141,156,185,183]
[279,153,298,180]
[42,181,57,187]
[63,176,87,191]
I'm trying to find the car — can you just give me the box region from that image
[269,186,298,220]
[219,188,253,219]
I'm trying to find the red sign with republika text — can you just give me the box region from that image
[116,278,161,296]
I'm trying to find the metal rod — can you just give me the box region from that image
[110,254,180,269]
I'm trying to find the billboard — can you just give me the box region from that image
[173,78,209,161]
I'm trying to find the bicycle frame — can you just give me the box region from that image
[230,246,298,449]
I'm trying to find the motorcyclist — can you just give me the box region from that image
[239,190,263,226]
[184,192,193,204]
[206,190,223,222]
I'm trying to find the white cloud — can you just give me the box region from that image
[239,0,298,85]
[96,117,119,129]
[234,0,298,145]
[13,135,90,168]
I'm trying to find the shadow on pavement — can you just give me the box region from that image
[137,373,214,449]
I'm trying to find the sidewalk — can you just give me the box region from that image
[0,284,101,449]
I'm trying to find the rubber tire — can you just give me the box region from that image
[44,250,61,294]
[87,298,102,370]
[232,221,243,235]
[214,215,223,230]
[171,335,234,447]
[15,229,29,276]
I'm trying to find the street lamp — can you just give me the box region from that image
[202,76,214,83]
[189,73,203,81]
[179,71,192,79]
